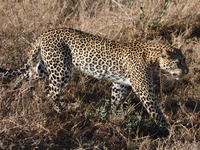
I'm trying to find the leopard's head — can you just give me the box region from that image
[159,47,189,80]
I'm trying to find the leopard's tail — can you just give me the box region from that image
[0,41,41,78]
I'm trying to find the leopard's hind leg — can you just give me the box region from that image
[43,46,72,114]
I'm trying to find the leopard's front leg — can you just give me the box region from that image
[129,62,169,136]
[111,82,127,114]
[137,88,170,136]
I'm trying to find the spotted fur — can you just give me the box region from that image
[0,28,188,136]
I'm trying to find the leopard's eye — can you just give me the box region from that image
[177,62,183,68]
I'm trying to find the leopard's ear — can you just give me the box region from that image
[161,49,168,58]
[173,44,183,50]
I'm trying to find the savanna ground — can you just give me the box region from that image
[0,0,200,149]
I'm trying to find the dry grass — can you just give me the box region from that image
[0,0,200,149]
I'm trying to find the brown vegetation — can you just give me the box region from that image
[0,0,199,149]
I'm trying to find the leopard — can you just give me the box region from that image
[0,28,188,136]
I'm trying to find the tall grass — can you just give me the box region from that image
[0,0,200,149]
